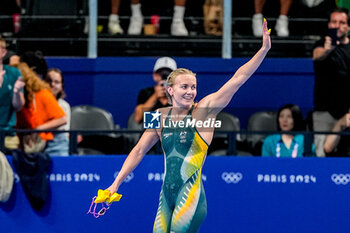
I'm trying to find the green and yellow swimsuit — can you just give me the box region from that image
[153,106,208,233]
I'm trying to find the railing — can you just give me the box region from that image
[1,129,349,156]
[0,0,327,57]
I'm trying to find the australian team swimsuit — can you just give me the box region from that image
[153,106,209,233]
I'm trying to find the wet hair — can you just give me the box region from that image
[165,68,196,105]
[20,50,48,78]
[276,104,305,132]
[45,68,66,99]
[329,7,350,25]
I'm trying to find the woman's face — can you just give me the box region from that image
[47,70,62,97]
[278,108,294,131]
[168,74,197,108]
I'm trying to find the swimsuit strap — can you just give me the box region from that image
[188,104,195,116]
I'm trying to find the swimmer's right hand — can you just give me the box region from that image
[95,189,122,204]
[107,184,118,196]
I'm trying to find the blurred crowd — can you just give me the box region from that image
[0,3,349,158]
[0,0,347,38]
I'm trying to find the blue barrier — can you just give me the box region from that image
[46,57,315,128]
[1,156,349,233]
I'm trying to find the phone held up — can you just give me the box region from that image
[328,28,338,46]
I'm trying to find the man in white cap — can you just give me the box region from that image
[133,57,177,123]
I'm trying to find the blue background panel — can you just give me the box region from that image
[1,156,349,233]
[46,57,315,128]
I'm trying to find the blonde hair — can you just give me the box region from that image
[165,68,196,105]
[0,38,6,49]
[16,62,50,105]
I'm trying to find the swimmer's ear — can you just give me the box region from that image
[167,85,174,97]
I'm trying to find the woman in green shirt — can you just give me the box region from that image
[262,104,314,157]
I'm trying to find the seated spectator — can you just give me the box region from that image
[252,0,292,37]
[130,57,177,154]
[108,0,189,36]
[6,50,47,78]
[133,57,177,124]
[44,68,71,156]
[20,50,48,78]
[262,104,314,157]
[15,62,67,154]
[0,38,25,152]
[324,110,350,156]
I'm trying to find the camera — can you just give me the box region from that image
[156,68,172,80]
[161,73,168,80]
[328,28,338,46]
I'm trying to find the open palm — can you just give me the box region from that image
[262,19,271,51]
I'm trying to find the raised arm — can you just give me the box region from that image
[199,19,271,114]
[12,77,25,111]
[107,129,159,194]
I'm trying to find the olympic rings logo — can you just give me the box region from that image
[114,171,134,183]
[331,174,350,185]
[221,172,243,184]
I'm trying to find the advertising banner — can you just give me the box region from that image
[1,156,349,233]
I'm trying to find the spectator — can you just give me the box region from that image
[20,50,48,79]
[108,0,124,35]
[44,68,71,156]
[8,54,20,67]
[0,38,25,152]
[133,57,177,124]
[312,7,350,157]
[108,0,189,36]
[323,109,350,156]
[252,0,292,37]
[15,62,67,154]
[262,104,314,157]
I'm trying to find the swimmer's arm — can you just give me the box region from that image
[107,129,159,193]
[199,19,270,114]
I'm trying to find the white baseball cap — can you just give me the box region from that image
[153,57,177,72]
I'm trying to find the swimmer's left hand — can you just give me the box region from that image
[262,18,271,51]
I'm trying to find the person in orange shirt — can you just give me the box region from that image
[15,62,67,154]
